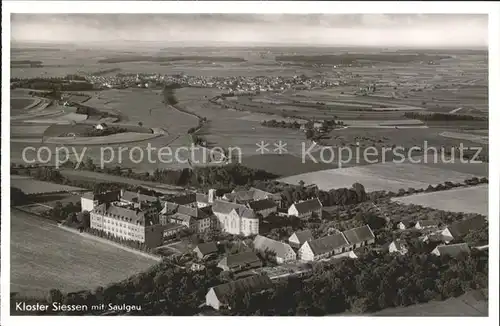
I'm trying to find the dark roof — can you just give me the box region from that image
[247,199,277,211]
[210,275,273,304]
[447,216,486,239]
[83,190,119,203]
[163,223,186,231]
[169,193,197,206]
[292,198,322,214]
[417,220,439,227]
[196,193,209,203]
[93,203,146,225]
[307,233,349,255]
[220,251,261,268]
[290,229,313,244]
[195,242,218,256]
[343,225,375,245]
[121,190,158,204]
[253,235,293,259]
[162,202,211,220]
[435,243,471,257]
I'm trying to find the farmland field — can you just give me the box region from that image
[392,184,488,216]
[11,177,87,195]
[371,290,487,316]
[11,209,158,297]
[279,162,486,192]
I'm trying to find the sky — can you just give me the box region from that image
[11,14,488,48]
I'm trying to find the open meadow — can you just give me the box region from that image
[279,161,487,192]
[11,209,158,297]
[392,184,488,216]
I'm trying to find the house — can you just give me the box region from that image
[415,220,439,230]
[212,200,259,236]
[419,232,444,243]
[288,198,323,219]
[253,235,296,264]
[193,242,218,260]
[389,240,409,255]
[205,275,273,310]
[95,123,108,130]
[190,263,206,272]
[288,229,314,248]
[441,216,486,242]
[161,203,213,233]
[90,203,163,248]
[81,190,120,212]
[431,243,471,258]
[342,225,375,250]
[222,187,282,207]
[217,251,262,272]
[247,199,277,218]
[397,221,412,230]
[298,233,349,261]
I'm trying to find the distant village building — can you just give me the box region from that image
[288,230,314,249]
[95,123,108,130]
[389,240,409,255]
[288,198,323,219]
[441,216,486,243]
[193,242,218,260]
[205,275,273,311]
[253,235,296,264]
[415,220,439,230]
[431,243,471,258]
[217,251,262,273]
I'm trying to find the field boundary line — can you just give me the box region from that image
[57,224,162,262]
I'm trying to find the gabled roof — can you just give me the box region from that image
[253,235,294,259]
[290,229,313,244]
[195,242,218,256]
[447,216,486,239]
[307,233,349,255]
[82,190,120,203]
[210,275,273,304]
[169,212,193,224]
[121,190,158,204]
[291,198,322,214]
[434,243,471,257]
[247,199,277,211]
[169,193,197,206]
[343,225,375,245]
[196,193,209,204]
[93,203,146,225]
[219,251,261,269]
[213,200,257,219]
[223,188,280,204]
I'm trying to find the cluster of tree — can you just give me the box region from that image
[190,164,279,189]
[11,247,487,316]
[224,250,487,316]
[461,224,488,247]
[275,53,451,65]
[261,119,302,129]
[163,85,179,105]
[62,210,89,229]
[190,134,207,146]
[403,112,488,121]
[11,187,29,206]
[85,227,159,253]
[43,201,82,223]
[83,126,128,137]
[10,77,94,92]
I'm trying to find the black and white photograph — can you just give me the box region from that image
[1,1,498,321]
